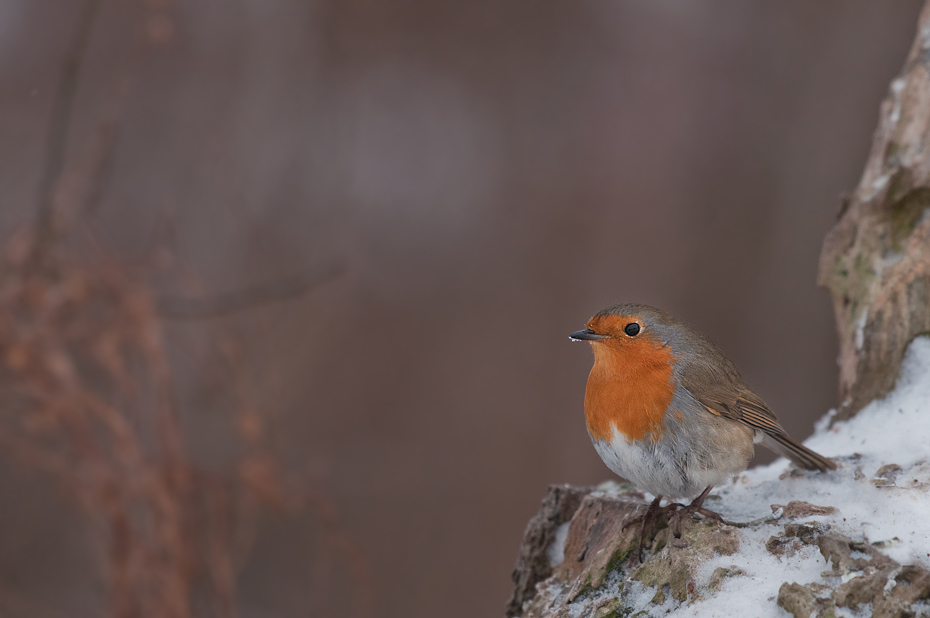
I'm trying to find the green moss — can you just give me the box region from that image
[708,566,746,591]
[854,253,874,281]
[883,141,903,167]
[604,538,637,574]
[687,520,740,555]
[649,588,666,605]
[629,519,740,605]
[565,522,640,602]
[889,187,930,250]
[569,534,639,601]
[592,599,623,618]
[629,558,665,590]
[885,167,914,205]
[833,255,850,297]
[629,553,681,601]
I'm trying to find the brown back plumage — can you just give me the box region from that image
[674,325,836,472]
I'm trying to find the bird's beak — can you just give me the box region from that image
[569,329,607,342]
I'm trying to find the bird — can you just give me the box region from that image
[570,303,835,551]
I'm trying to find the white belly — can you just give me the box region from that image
[591,426,742,500]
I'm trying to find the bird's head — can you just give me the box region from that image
[570,303,679,352]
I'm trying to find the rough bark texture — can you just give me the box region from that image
[507,485,591,617]
[507,484,930,618]
[819,0,930,421]
[507,482,930,618]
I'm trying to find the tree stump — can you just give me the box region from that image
[819,1,930,421]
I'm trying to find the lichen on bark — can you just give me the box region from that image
[819,1,930,421]
[509,485,930,618]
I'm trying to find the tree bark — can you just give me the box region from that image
[819,0,930,421]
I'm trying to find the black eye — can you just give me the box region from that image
[624,323,641,337]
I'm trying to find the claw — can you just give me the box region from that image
[697,507,723,522]
[669,486,719,538]
[623,487,721,561]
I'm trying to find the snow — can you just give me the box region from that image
[679,531,831,618]
[546,522,571,567]
[600,336,930,617]
[888,77,906,126]
[715,336,930,567]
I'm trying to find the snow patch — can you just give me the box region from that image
[574,336,930,617]
[889,77,907,125]
[854,308,868,350]
[672,336,930,615]
[546,522,571,568]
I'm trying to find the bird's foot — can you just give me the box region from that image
[622,496,675,562]
[623,488,723,560]
[668,486,720,538]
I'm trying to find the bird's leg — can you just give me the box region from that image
[670,485,723,538]
[622,496,665,531]
[637,495,663,560]
[621,495,664,562]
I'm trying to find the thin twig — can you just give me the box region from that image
[157,261,345,319]
[29,0,105,266]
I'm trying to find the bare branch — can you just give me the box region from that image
[29,0,105,266]
[157,261,345,319]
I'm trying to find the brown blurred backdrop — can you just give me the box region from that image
[0,1,923,617]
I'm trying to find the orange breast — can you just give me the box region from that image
[584,337,677,443]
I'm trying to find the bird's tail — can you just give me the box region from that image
[761,433,836,472]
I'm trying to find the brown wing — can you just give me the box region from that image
[682,372,836,472]
[678,353,785,433]
[703,389,786,435]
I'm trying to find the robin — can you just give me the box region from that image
[570,304,835,550]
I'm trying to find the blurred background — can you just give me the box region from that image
[0,1,923,617]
